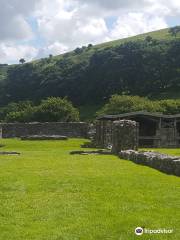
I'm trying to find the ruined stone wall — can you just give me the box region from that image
[111,120,139,153]
[0,122,89,138]
[119,150,180,177]
[95,120,113,148]
[94,120,139,152]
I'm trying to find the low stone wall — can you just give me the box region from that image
[0,122,89,138]
[119,150,180,176]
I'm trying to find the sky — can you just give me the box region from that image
[0,0,180,64]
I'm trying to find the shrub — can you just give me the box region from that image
[2,97,79,122]
[33,97,79,122]
[97,95,163,116]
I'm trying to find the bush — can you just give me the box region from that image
[33,97,79,122]
[97,95,163,116]
[2,97,79,122]
[159,99,180,114]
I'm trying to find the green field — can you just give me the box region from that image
[0,139,179,240]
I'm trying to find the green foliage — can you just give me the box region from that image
[0,100,33,121]
[1,97,79,122]
[33,97,79,122]
[169,26,180,37]
[19,58,26,64]
[159,99,180,114]
[98,95,180,116]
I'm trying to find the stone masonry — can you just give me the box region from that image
[95,119,139,151]
[111,120,139,154]
[0,122,89,138]
[119,150,180,177]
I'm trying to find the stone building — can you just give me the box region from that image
[96,111,180,148]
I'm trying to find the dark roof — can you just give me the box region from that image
[97,111,180,120]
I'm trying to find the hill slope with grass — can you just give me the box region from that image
[0,27,180,116]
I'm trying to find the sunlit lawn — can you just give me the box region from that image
[0,139,179,240]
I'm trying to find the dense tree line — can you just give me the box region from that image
[1,95,180,123]
[0,37,179,106]
[0,98,79,122]
[97,95,180,116]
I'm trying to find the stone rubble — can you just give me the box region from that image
[21,135,68,140]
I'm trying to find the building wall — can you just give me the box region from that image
[0,122,89,138]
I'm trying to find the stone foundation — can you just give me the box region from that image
[21,135,68,140]
[119,150,180,176]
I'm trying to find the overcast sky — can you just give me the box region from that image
[0,0,180,64]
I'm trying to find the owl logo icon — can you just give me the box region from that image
[135,227,144,236]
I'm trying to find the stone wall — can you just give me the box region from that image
[119,150,180,177]
[0,122,89,138]
[95,120,113,148]
[94,120,139,152]
[112,120,139,153]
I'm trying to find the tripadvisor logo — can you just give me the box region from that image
[135,227,173,236]
[135,227,144,236]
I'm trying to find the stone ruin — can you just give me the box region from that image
[0,122,89,139]
[119,150,180,177]
[94,119,180,176]
[94,119,139,153]
[21,135,68,140]
[111,120,139,154]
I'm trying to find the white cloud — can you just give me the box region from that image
[0,0,37,41]
[110,12,168,39]
[0,0,179,63]
[36,42,69,58]
[0,43,38,63]
[36,0,108,49]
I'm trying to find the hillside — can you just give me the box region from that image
[0,26,180,120]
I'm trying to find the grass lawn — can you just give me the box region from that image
[0,139,179,240]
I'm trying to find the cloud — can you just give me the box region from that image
[0,0,180,63]
[0,0,37,41]
[36,0,108,48]
[76,0,151,11]
[36,42,69,58]
[0,43,38,63]
[110,12,168,39]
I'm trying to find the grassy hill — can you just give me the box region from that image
[1,27,178,74]
[36,27,180,64]
[0,26,180,120]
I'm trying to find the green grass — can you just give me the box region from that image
[145,148,180,156]
[0,139,179,240]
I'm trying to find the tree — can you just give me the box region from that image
[88,44,93,48]
[19,58,26,64]
[2,98,80,122]
[169,26,180,37]
[32,97,80,122]
[145,36,153,42]
[97,95,163,116]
